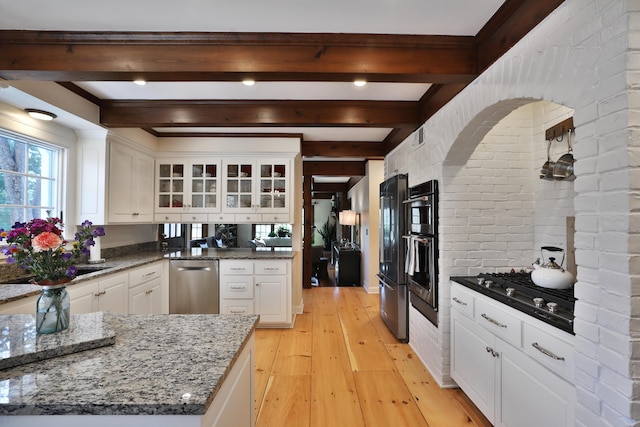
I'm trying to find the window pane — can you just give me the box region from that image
[28,177,55,207]
[29,145,55,178]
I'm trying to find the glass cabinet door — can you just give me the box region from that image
[191,162,218,209]
[157,162,185,210]
[259,162,287,210]
[225,162,254,210]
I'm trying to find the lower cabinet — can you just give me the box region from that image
[67,272,129,314]
[219,259,291,326]
[0,295,39,314]
[128,262,167,314]
[450,282,575,427]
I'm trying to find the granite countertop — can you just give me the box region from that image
[0,313,259,415]
[0,248,296,306]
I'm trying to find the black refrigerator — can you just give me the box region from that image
[378,174,409,342]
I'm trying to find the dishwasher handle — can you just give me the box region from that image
[176,266,212,272]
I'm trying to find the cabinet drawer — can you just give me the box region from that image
[220,260,254,275]
[129,262,163,286]
[221,276,254,299]
[220,301,254,315]
[255,260,287,275]
[451,283,475,318]
[155,213,181,223]
[181,213,208,223]
[208,213,236,223]
[523,323,575,381]
[235,213,261,223]
[475,297,522,348]
[262,213,290,223]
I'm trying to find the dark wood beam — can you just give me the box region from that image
[100,100,420,128]
[312,182,349,193]
[0,31,478,84]
[302,141,385,158]
[311,193,334,200]
[476,0,566,72]
[303,161,366,177]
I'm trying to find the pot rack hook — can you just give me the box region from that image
[555,129,565,142]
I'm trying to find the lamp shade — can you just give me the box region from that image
[339,210,357,226]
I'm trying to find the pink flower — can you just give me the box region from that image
[32,231,63,252]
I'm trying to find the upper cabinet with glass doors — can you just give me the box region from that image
[155,159,222,222]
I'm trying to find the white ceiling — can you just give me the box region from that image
[0,0,506,176]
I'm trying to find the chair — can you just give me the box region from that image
[311,245,324,278]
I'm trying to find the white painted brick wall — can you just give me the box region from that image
[393,0,640,424]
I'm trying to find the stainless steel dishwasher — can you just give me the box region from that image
[169,259,219,314]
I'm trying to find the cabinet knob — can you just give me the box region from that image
[145,289,154,295]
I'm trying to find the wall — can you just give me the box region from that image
[387,0,638,425]
[348,160,383,293]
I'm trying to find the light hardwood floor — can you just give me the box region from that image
[254,286,492,427]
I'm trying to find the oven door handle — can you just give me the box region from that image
[402,195,431,204]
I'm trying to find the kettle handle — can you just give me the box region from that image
[541,246,565,266]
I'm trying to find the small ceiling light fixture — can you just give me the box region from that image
[25,108,57,121]
[242,79,256,87]
[133,79,147,86]
[353,79,367,87]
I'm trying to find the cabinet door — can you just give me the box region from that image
[129,283,151,314]
[108,143,135,222]
[0,295,38,314]
[157,160,186,212]
[67,281,99,314]
[451,311,496,423]
[132,151,155,221]
[98,273,128,314]
[255,274,287,324]
[497,339,575,427]
[257,160,289,213]
[223,159,255,212]
[189,161,221,213]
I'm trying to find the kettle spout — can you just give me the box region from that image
[532,258,541,269]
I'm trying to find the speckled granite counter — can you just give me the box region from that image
[0,313,258,416]
[0,248,296,307]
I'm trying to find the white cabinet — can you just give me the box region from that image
[450,282,575,426]
[67,272,129,314]
[219,259,291,326]
[108,143,154,223]
[0,295,38,314]
[155,159,222,222]
[128,262,167,314]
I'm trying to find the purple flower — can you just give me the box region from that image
[61,252,73,261]
[93,227,105,237]
[65,265,78,277]
[81,220,93,228]
[5,256,15,264]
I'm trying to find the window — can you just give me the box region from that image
[163,223,183,239]
[0,133,62,231]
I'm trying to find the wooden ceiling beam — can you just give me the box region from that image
[312,182,349,193]
[100,100,420,128]
[302,141,385,158]
[303,161,366,177]
[0,31,478,84]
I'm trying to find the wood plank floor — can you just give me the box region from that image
[254,286,492,427]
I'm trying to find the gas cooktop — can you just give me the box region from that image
[451,272,575,335]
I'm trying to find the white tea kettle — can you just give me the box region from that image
[531,246,575,289]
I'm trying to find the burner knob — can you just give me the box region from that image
[484,280,493,289]
[547,302,558,313]
[506,287,515,297]
[477,277,485,285]
[533,297,544,308]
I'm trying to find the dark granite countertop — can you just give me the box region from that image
[0,248,296,307]
[0,313,258,415]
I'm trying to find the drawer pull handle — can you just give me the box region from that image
[229,286,246,290]
[532,342,565,360]
[452,297,467,306]
[230,268,245,271]
[229,309,245,314]
[264,267,279,271]
[481,313,507,328]
[142,272,156,278]
[145,289,153,295]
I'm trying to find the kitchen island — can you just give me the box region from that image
[0,312,258,426]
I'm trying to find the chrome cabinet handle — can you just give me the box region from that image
[481,313,507,328]
[145,289,153,295]
[452,297,467,306]
[142,271,156,278]
[532,342,565,360]
[94,290,106,297]
[485,346,499,358]
[230,286,246,290]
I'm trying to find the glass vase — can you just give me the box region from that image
[36,284,70,334]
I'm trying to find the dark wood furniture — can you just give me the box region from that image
[333,244,361,286]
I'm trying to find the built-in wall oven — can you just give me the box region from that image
[404,180,438,326]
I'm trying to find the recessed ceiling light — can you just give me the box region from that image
[133,79,147,86]
[25,108,57,121]
[242,79,256,87]
[354,79,367,87]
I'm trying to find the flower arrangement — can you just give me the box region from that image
[0,218,105,283]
